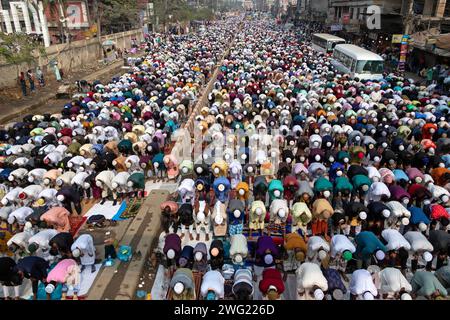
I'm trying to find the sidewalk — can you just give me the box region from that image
[0,59,127,125]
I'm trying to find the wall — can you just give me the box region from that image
[0,28,144,89]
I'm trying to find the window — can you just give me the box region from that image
[350,59,357,72]
[355,60,384,74]
[313,36,328,51]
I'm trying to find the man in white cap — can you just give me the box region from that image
[7,207,34,227]
[379,267,412,299]
[296,262,328,300]
[349,269,378,300]
[355,231,387,268]
[229,234,248,266]
[71,234,96,273]
[28,229,59,262]
[307,235,330,266]
[7,222,34,256]
[330,234,356,280]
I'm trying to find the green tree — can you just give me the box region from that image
[94,0,139,36]
[0,33,46,77]
[153,0,214,31]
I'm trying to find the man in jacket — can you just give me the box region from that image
[0,257,22,299]
[56,185,82,216]
[16,256,49,300]
[49,232,74,259]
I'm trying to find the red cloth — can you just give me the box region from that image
[59,128,72,137]
[422,123,437,140]
[283,176,299,201]
[259,268,285,294]
[431,204,450,220]
[311,219,328,237]
[408,184,431,199]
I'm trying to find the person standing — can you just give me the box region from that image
[36,66,45,87]
[71,234,96,273]
[426,67,434,85]
[27,69,36,93]
[53,61,62,82]
[18,72,27,97]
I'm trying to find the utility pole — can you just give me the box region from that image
[163,0,168,33]
[402,0,414,35]
[398,0,414,75]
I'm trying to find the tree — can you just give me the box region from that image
[153,0,214,32]
[94,0,139,36]
[0,33,46,76]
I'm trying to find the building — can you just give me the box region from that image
[327,0,405,51]
[0,0,91,46]
[1,0,151,45]
[296,0,328,22]
[243,0,254,10]
[406,0,450,68]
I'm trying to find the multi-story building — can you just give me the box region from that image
[1,0,150,45]
[327,0,405,50]
[405,0,450,68]
[296,0,329,22]
[0,0,90,45]
[243,0,254,10]
[327,0,450,68]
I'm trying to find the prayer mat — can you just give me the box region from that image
[69,216,87,237]
[120,198,142,219]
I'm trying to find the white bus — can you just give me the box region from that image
[312,33,346,53]
[331,44,384,80]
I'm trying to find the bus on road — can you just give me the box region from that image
[331,44,384,80]
[312,33,346,53]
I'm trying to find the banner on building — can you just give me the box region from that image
[391,34,403,43]
[398,35,410,73]
[330,24,343,31]
[342,13,350,24]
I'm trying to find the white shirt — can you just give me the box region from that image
[349,269,378,296]
[71,234,96,266]
[379,267,412,294]
[71,172,90,186]
[28,229,58,248]
[404,231,434,252]
[307,236,330,258]
[38,188,58,201]
[96,170,115,189]
[200,270,225,298]
[381,229,411,251]
[22,185,44,198]
[330,234,356,258]
[9,207,33,224]
[296,262,328,291]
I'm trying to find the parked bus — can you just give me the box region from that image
[312,33,346,53]
[331,44,384,80]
